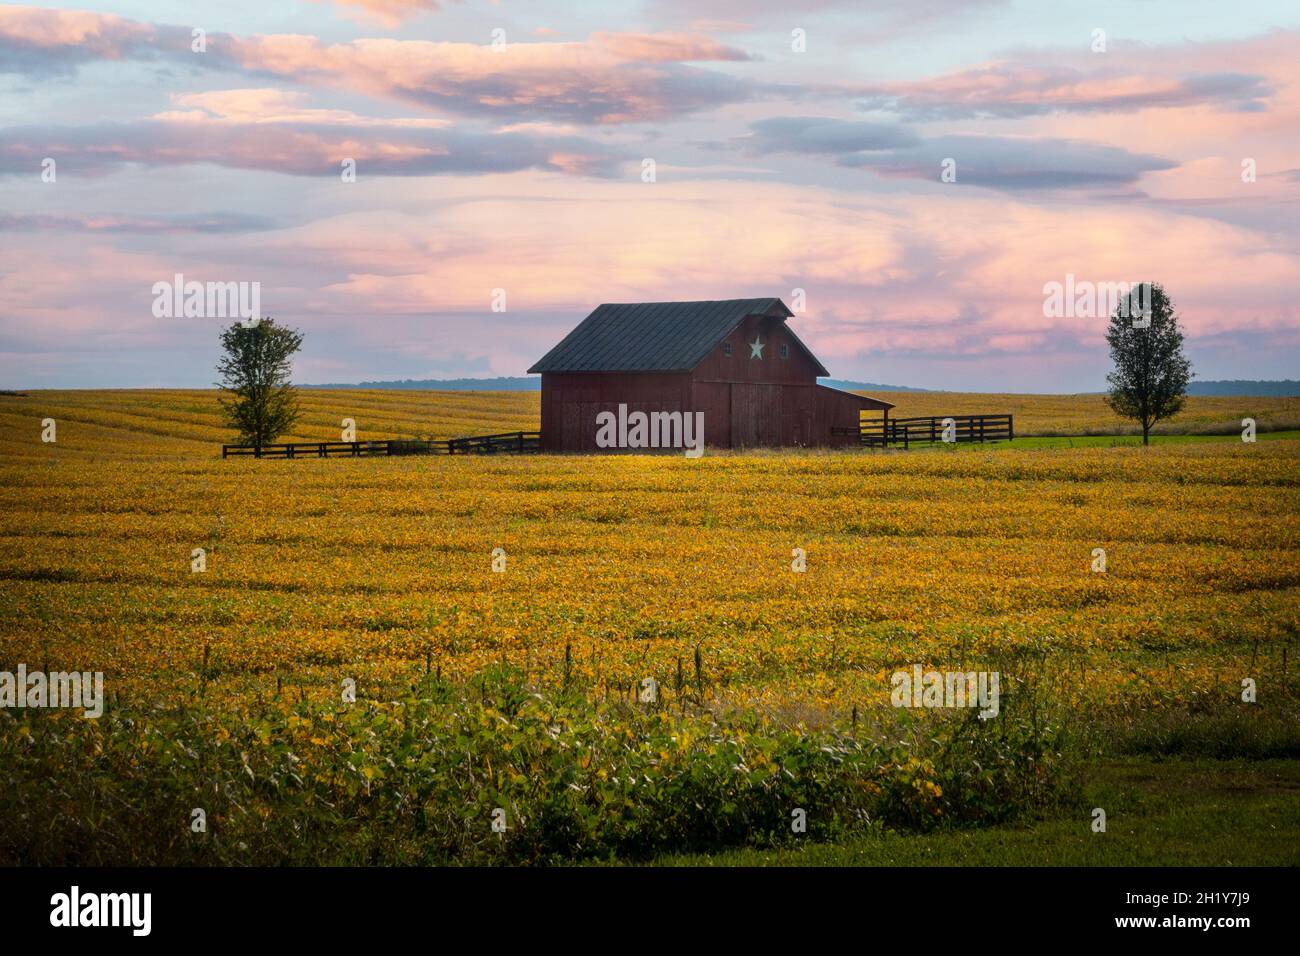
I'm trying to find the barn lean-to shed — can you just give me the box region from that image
[527,298,893,452]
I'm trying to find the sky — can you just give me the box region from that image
[1,0,1298,392]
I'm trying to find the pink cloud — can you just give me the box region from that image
[0,112,623,177]
[154,89,451,128]
[0,7,756,123]
[0,6,165,72]
[0,212,275,234]
[309,0,448,27]
[856,63,1273,118]
[591,31,752,63]
[0,6,148,49]
[217,32,753,123]
[853,31,1299,121]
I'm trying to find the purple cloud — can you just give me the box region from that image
[0,119,627,178]
[854,64,1274,119]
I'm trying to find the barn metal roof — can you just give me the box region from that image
[817,383,895,410]
[528,298,829,375]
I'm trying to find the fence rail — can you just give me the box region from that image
[222,431,541,459]
[835,413,1013,448]
[446,431,542,455]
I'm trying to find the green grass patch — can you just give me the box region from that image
[647,758,1300,866]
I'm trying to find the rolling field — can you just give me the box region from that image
[3,389,1297,462]
[1,389,1297,865]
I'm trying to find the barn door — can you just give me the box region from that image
[730,384,782,447]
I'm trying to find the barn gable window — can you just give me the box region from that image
[779,342,789,359]
[723,342,732,357]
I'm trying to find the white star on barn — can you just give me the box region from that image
[749,335,764,358]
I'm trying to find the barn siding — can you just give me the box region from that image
[815,384,884,447]
[540,372,692,452]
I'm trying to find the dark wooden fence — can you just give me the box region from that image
[835,414,1013,448]
[446,431,542,455]
[225,418,1010,458]
[222,431,541,459]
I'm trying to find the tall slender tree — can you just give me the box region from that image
[1104,283,1192,446]
[216,318,303,447]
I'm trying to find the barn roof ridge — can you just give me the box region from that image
[527,297,832,375]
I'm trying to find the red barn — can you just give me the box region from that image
[527,298,893,452]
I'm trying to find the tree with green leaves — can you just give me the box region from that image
[1104,282,1192,446]
[216,318,303,447]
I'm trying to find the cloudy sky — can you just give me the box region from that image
[2,0,1297,390]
